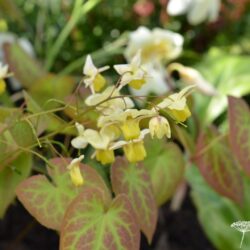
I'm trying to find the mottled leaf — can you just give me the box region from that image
[60,188,140,250]
[144,139,185,206]
[3,43,45,88]
[194,128,243,204]
[228,96,250,177]
[111,157,157,243]
[0,153,32,217]
[16,158,110,230]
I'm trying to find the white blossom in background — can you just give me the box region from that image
[125,26,184,97]
[125,26,183,64]
[167,0,221,25]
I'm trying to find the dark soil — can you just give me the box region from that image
[0,190,215,250]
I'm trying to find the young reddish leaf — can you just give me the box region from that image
[144,140,185,206]
[228,96,250,176]
[60,188,140,250]
[3,43,46,88]
[111,157,158,243]
[16,158,111,231]
[194,128,243,204]
[0,153,32,218]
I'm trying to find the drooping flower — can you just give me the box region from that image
[0,63,9,94]
[98,109,156,141]
[167,0,221,25]
[110,129,149,163]
[85,86,134,115]
[67,155,84,187]
[83,55,109,93]
[157,85,195,123]
[149,116,171,139]
[125,26,184,64]
[114,50,147,89]
[167,63,217,96]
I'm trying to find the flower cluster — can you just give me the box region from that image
[67,52,195,186]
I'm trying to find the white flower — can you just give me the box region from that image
[0,63,9,79]
[167,0,221,25]
[114,50,147,89]
[125,26,183,64]
[83,55,109,93]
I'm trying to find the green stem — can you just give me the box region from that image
[45,0,102,70]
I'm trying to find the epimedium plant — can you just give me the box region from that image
[0,50,193,249]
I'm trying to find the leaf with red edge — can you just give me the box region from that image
[111,157,158,243]
[16,158,111,231]
[3,43,46,88]
[228,96,250,176]
[144,139,185,206]
[194,128,243,204]
[60,188,140,250]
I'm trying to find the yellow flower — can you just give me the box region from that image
[110,129,149,163]
[96,149,115,165]
[0,79,6,94]
[98,109,156,141]
[67,155,84,187]
[85,86,134,115]
[83,55,109,93]
[157,85,195,123]
[149,116,171,139]
[114,51,147,89]
[0,63,10,95]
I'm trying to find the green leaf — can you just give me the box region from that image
[9,120,36,147]
[16,158,111,231]
[111,157,158,243]
[29,74,75,110]
[228,96,250,177]
[187,165,250,250]
[194,127,243,204]
[23,91,74,135]
[60,188,140,250]
[194,48,250,125]
[0,152,32,218]
[144,140,185,206]
[3,43,46,88]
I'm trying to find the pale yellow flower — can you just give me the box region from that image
[157,85,195,123]
[83,55,109,93]
[110,129,149,163]
[85,86,134,115]
[67,155,84,187]
[149,116,171,139]
[98,109,156,141]
[114,51,147,89]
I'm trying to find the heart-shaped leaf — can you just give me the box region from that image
[228,96,250,177]
[16,158,111,231]
[60,188,140,250]
[0,152,32,218]
[111,157,158,243]
[194,128,243,204]
[144,139,185,206]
